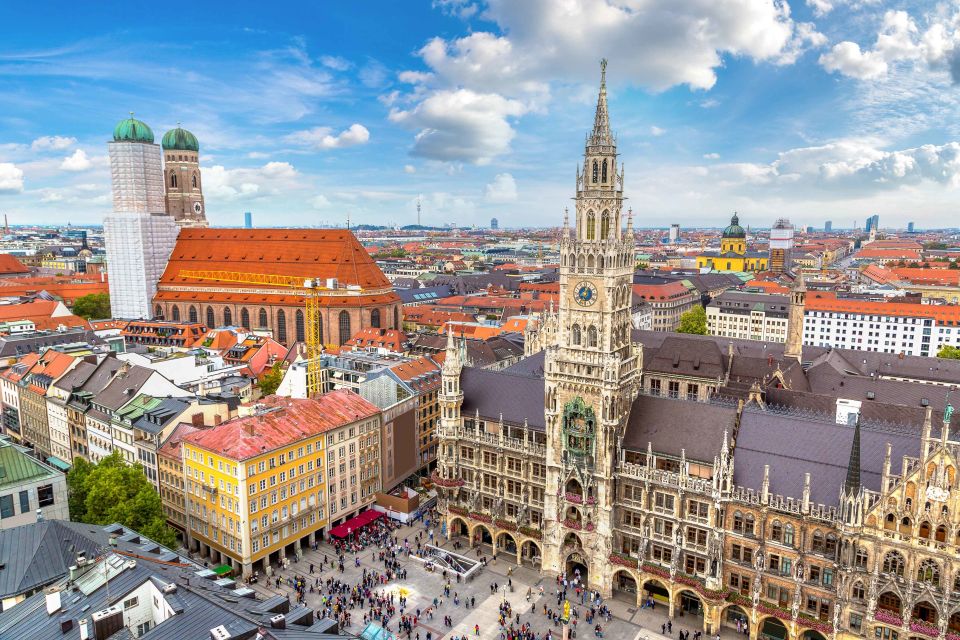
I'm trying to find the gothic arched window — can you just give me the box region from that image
[154,304,163,319]
[276,310,287,343]
[371,309,381,328]
[592,160,598,183]
[586,211,596,241]
[602,159,607,183]
[917,559,941,586]
[206,307,215,328]
[572,324,582,345]
[296,309,305,342]
[339,310,351,345]
[171,305,180,322]
[258,308,268,328]
[852,582,865,600]
[192,173,198,189]
[882,550,905,576]
[240,308,250,329]
[600,210,610,240]
[170,173,177,188]
[188,305,198,323]
[393,307,399,329]
[588,326,598,347]
[223,307,232,326]
[783,523,795,546]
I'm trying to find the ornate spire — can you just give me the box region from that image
[844,413,862,494]
[589,59,612,147]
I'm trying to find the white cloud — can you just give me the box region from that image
[286,124,370,150]
[389,89,526,164]
[484,173,518,202]
[820,42,888,79]
[359,60,389,88]
[703,153,720,160]
[404,164,417,174]
[0,163,24,193]
[649,126,666,136]
[320,55,351,71]
[311,195,331,208]
[60,149,92,171]
[31,135,76,151]
[40,191,64,203]
[203,162,300,202]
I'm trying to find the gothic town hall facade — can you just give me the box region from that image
[433,62,960,640]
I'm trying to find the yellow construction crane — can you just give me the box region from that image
[179,270,328,398]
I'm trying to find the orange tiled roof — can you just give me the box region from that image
[0,254,29,275]
[632,281,692,300]
[182,391,380,461]
[0,300,90,331]
[891,268,960,286]
[856,248,922,259]
[344,328,406,353]
[0,353,40,382]
[807,292,960,324]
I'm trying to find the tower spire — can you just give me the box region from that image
[844,413,862,494]
[590,59,612,146]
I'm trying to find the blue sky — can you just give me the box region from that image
[1,0,959,230]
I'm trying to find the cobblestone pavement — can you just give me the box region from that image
[239,518,742,640]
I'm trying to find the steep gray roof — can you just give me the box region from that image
[623,394,736,463]
[461,366,545,430]
[0,520,102,600]
[733,408,921,506]
[92,366,153,411]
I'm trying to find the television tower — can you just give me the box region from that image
[417,196,422,227]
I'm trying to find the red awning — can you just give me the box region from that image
[328,509,384,539]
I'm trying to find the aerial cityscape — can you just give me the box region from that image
[1,3,960,640]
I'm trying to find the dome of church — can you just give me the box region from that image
[162,126,199,152]
[112,116,154,144]
[722,213,746,239]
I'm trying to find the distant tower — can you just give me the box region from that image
[669,223,680,243]
[244,211,253,229]
[417,197,422,227]
[824,220,832,232]
[105,114,179,319]
[785,271,806,361]
[490,217,499,230]
[769,218,794,274]
[907,221,915,233]
[161,125,207,226]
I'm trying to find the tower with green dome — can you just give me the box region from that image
[105,113,180,320]
[161,124,207,226]
[695,212,769,272]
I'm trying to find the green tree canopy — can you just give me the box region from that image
[677,305,708,335]
[259,360,285,396]
[66,451,177,548]
[72,293,111,319]
[938,345,960,360]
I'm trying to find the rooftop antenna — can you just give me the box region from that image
[3,214,7,235]
[346,212,351,230]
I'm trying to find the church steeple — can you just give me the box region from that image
[590,59,612,147]
[844,413,862,494]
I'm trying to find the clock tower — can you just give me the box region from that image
[161,125,208,227]
[541,60,641,592]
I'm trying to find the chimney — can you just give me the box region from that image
[243,421,256,437]
[45,586,62,615]
[191,413,204,427]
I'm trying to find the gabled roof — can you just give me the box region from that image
[0,254,29,275]
[461,366,545,430]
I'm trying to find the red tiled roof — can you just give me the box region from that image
[0,254,29,275]
[632,281,692,300]
[182,391,380,461]
[0,275,108,302]
[891,268,960,286]
[856,248,922,259]
[157,229,398,309]
[344,328,406,352]
[807,292,960,323]
[0,353,40,382]
[0,300,90,331]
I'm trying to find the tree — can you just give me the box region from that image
[937,345,960,360]
[677,305,708,335]
[259,360,285,396]
[66,451,178,548]
[72,293,111,319]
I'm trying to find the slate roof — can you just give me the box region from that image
[0,520,103,600]
[461,366,545,430]
[646,336,726,379]
[622,394,737,463]
[733,408,921,506]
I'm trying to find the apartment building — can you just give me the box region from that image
[17,350,78,462]
[632,280,698,331]
[707,291,790,343]
[180,391,381,577]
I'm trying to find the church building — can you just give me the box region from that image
[697,213,769,272]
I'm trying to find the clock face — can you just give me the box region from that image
[193,202,203,215]
[574,281,598,306]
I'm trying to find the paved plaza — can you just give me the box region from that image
[236,517,745,640]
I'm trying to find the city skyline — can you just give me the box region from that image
[2,1,960,229]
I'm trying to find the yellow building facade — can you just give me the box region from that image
[180,391,381,577]
[697,214,769,272]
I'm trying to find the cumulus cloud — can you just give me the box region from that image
[404,164,416,174]
[286,124,370,150]
[484,173,518,202]
[320,55,351,71]
[649,126,666,136]
[311,194,331,208]
[820,42,888,79]
[0,163,24,193]
[203,162,300,201]
[60,149,92,171]
[389,89,526,164]
[31,135,76,151]
[703,153,720,160]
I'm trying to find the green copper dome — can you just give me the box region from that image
[723,213,746,239]
[113,115,154,143]
[161,126,199,152]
